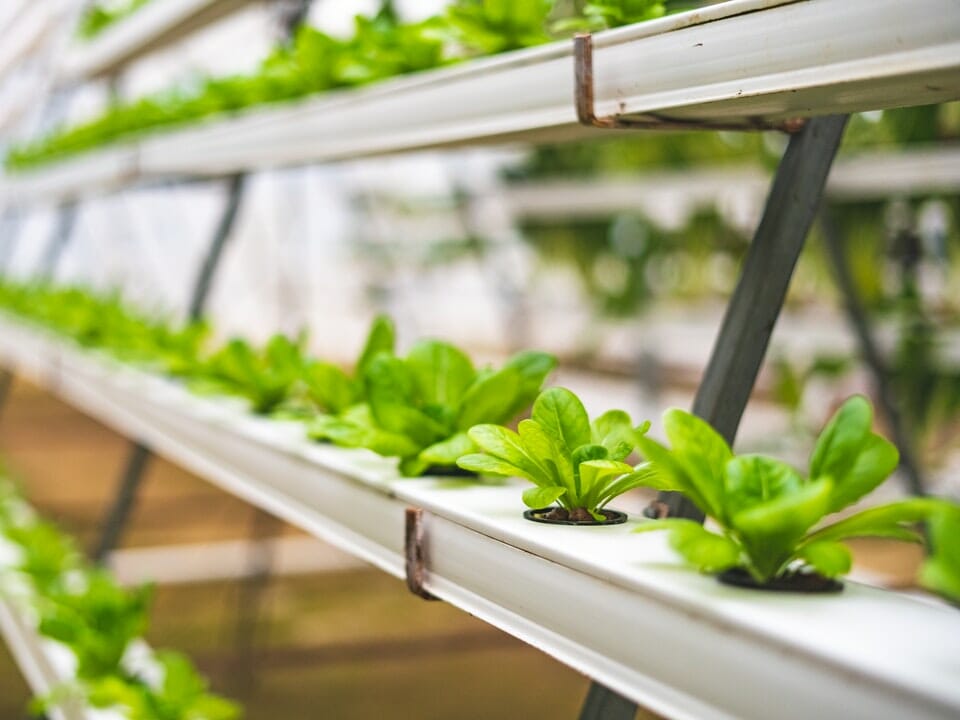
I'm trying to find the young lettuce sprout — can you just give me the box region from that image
[86,651,241,720]
[301,315,395,415]
[443,0,555,55]
[552,0,665,33]
[1,483,239,719]
[199,334,306,414]
[458,387,654,521]
[632,396,953,584]
[312,340,555,476]
[919,504,960,603]
[37,571,154,680]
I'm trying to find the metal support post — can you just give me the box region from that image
[90,442,151,563]
[820,207,925,495]
[91,175,247,563]
[189,174,246,319]
[0,208,23,273]
[0,369,13,420]
[657,114,850,520]
[37,202,77,279]
[228,507,282,699]
[581,115,849,720]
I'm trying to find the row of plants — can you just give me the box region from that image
[6,0,667,171]
[0,281,957,599]
[0,475,240,718]
[77,0,154,40]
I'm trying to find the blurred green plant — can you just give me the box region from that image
[0,480,240,718]
[310,340,556,476]
[77,0,152,40]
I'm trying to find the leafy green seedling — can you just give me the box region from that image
[919,504,960,603]
[458,387,653,520]
[301,315,394,415]
[436,0,554,55]
[4,520,82,595]
[553,0,665,32]
[37,571,153,679]
[78,0,152,39]
[311,341,555,476]
[87,651,241,720]
[199,334,305,414]
[633,396,952,583]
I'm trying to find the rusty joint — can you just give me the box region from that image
[574,32,803,134]
[405,507,439,601]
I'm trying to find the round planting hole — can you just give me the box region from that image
[718,567,844,594]
[523,507,627,526]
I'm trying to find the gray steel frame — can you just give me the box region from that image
[580,115,849,719]
[90,174,247,562]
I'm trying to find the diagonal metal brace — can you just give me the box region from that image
[405,507,439,601]
[573,33,803,134]
[91,174,246,563]
[654,114,849,521]
[586,115,849,718]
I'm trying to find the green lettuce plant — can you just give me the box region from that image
[633,396,952,584]
[86,651,241,720]
[37,571,154,680]
[553,0,665,32]
[4,521,82,594]
[0,283,209,376]
[443,0,554,54]
[78,0,152,40]
[0,481,240,718]
[920,504,960,603]
[311,341,555,476]
[457,387,654,520]
[300,315,395,415]
[197,334,306,414]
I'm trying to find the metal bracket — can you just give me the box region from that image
[405,508,439,601]
[573,33,804,134]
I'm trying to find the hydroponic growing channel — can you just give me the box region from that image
[0,0,959,719]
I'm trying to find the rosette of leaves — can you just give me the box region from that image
[332,8,447,85]
[4,520,82,595]
[197,334,305,414]
[920,504,960,603]
[457,386,654,520]
[36,571,154,680]
[311,340,556,476]
[300,315,395,415]
[443,0,554,55]
[632,396,952,584]
[86,651,241,720]
[553,0,666,32]
[77,0,152,40]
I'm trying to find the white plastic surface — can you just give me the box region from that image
[59,0,257,82]
[4,0,959,202]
